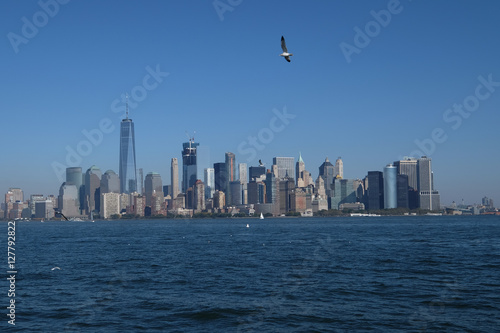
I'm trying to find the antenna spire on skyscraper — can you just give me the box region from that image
[126,93,129,119]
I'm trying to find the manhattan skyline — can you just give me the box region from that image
[1,1,500,206]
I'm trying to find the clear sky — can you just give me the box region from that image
[1,0,499,206]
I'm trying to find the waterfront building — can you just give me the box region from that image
[182,139,199,193]
[290,188,307,214]
[101,192,120,219]
[29,194,45,217]
[367,171,384,210]
[119,103,137,194]
[393,158,418,191]
[213,190,225,210]
[417,156,441,210]
[229,181,242,206]
[35,200,54,219]
[383,164,397,209]
[58,184,80,217]
[397,174,409,209]
[119,193,129,214]
[329,178,358,210]
[265,171,280,216]
[66,167,83,209]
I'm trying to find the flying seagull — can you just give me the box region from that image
[280,36,293,62]
[259,159,264,166]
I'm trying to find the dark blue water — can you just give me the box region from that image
[3,216,500,332]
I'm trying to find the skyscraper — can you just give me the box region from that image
[85,165,102,215]
[66,167,83,212]
[330,178,357,210]
[319,158,335,197]
[383,164,397,209]
[145,172,163,208]
[238,163,247,204]
[194,179,205,212]
[182,139,199,193]
[137,168,144,195]
[417,156,440,210]
[397,174,409,209]
[273,157,294,180]
[249,166,266,182]
[367,171,384,210]
[58,184,79,217]
[204,168,215,199]
[225,152,236,205]
[171,158,180,198]
[393,158,418,190]
[101,170,120,194]
[119,102,137,194]
[214,162,227,192]
[296,153,305,185]
[335,157,343,179]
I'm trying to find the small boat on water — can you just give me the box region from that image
[350,213,381,217]
[260,213,264,220]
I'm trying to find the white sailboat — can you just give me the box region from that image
[260,212,264,220]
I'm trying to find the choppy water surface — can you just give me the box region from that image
[3,216,500,332]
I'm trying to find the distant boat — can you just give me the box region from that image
[350,213,381,217]
[246,224,249,228]
[260,213,264,220]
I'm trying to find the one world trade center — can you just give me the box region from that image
[119,102,137,194]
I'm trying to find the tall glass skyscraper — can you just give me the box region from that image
[182,139,199,193]
[119,112,137,194]
[383,164,397,209]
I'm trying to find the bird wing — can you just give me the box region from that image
[285,56,291,62]
[61,213,68,221]
[281,36,288,53]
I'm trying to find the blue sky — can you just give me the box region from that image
[1,0,499,206]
